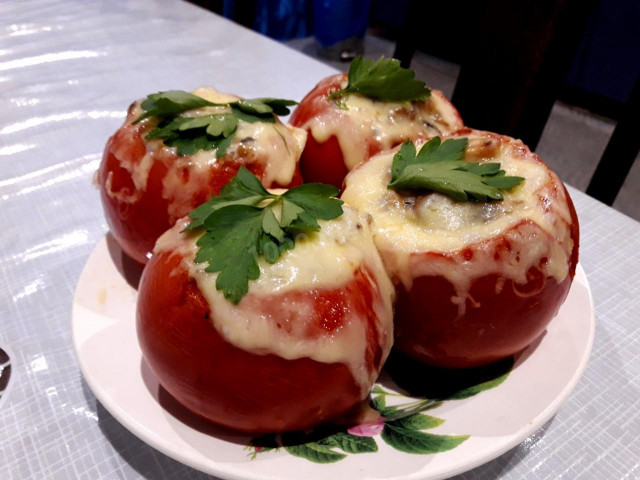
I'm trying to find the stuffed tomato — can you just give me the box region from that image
[341,129,579,368]
[98,88,305,264]
[137,201,394,433]
[289,61,463,189]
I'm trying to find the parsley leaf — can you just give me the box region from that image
[165,134,220,157]
[254,98,298,116]
[196,205,263,303]
[214,133,235,157]
[146,114,240,157]
[282,184,345,231]
[482,170,526,190]
[388,137,525,202]
[132,90,297,156]
[186,167,272,230]
[329,56,431,103]
[133,90,215,124]
[188,168,343,304]
[390,138,468,183]
[230,105,275,124]
[235,98,298,117]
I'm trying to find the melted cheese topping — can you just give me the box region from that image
[300,76,463,170]
[341,131,575,317]
[106,87,306,222]
[154,205,395,395]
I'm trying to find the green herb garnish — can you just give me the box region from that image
[329,56,430,103]
[132,91,214,124]
[132,91,297,157]
[388,137,525,202]
[185,167,344,304]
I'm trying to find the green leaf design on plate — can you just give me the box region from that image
[371,391,441,421]
[318,432,378,454]
[280,430,377,463]
[381,424,469,454]
[284,443,347,463]
[247,357,514,464]
[389,413,444,430]
[371,393,395,417]
[444,370,511,400]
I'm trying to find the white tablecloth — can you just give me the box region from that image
[1,0,639,478]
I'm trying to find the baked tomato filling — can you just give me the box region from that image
[120,58,582,435]
[98,87,306,264]
[290,73,463,189]
[341,129,579,368]
[137,206,395,433]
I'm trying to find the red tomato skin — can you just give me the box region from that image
[290,73,461,189]
[289,74,342,127]
[291,73,385,189]
[137,250,386,433]
[296,131,384,191]
[290,74,345,189]
[394,192,580,369]
[98,124,302,265]
[297,134,349,190]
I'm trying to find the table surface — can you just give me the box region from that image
[1,1,639,479]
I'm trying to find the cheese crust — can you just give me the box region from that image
[341,129,576,318]
[297,74,463,170]
[104,87,306,222]
[153,205,395,394]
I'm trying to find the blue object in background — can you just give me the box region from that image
[254,0,313,40]
[314,0,371,47]
[566,0,640,104]
[221,0,312,41]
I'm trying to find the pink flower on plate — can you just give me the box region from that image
[347,418,385,437]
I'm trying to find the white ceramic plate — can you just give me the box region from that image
[72,236,595,480]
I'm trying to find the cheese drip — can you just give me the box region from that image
[341,131,575,317]
[106,87,306,222]
[300,75,463,170]
[154,206,395,395]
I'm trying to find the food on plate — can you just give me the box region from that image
[289,56,463,188]
[136,169,395,433]
[97,88,306,264]
[341,129,579,368]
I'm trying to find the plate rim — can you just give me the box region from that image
[72,237,595,480]
[428,262,595,480]
[0,345,16,413]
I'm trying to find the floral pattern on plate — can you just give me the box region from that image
[247,356,513,463]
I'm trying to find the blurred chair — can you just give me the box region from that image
[586,75,640,205]
[394,0,596,151]
[393,0,640,205]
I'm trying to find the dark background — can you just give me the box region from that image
[190,0,640,121]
